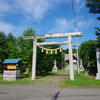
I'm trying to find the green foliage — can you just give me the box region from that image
[63,47,77,54]
[79,40,97,72]
[16,27,46,74]
[7,33,19,59]
[7,42,19,59]
[0,32,8,65]
[85,0,100,15]
[85,0,100,42]
[0,27,63,75]
[16,27,37,73]
[36,45,62,72]
[73,48,77,54]
[95,27,100,43]
[63,48,69,54]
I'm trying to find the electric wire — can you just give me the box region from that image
[71,0,77,28]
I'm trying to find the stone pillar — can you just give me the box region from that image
[68,36,74,80]
[32,37,37,80]
[95,48,100,79]
[52,60,58,72]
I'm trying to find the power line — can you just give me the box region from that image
[71,0,77,28]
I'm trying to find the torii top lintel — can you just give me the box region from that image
[24,32,82,40]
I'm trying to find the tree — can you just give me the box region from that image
[36,45,62,72]
[7,33,16,43]
[79,40,98,74]
[63,46,77,54]
[17,27,45,73]
[17,27,37,72]
[7,33,19,59]
[0,31,8,66]
[85,0,100,42]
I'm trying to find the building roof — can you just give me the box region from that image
[64,54,69,61]
[3,59,21,64]
[64,54,77,61]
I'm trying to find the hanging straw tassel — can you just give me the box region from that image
[55,50,57,54]
[51,51,53,54]
[42,48,44,52]
[60,48,62,52]
[46,50,48,54]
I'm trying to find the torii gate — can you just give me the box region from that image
[24,32,82,80]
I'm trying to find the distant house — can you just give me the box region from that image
[64,54,77,64]
[65,54,77,70]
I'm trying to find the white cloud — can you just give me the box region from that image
[48,18,75,34]
[16,0,70,22]
[0,0,69,22]
[74,0,85,12]
[0,21,15,34]
[77,18,94,31]
[0,0,10,16]
[0,0,18,16]
[48,16,97,34]
[0,21,27,37]
[75,0,80,3]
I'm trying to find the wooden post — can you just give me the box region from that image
[68,36,74,80]
[32,37,37,80]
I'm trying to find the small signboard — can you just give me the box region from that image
[7,64,16,69]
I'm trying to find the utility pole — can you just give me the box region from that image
[75,24,79,75]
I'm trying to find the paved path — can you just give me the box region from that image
[0,84,100,100]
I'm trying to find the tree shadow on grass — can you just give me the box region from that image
[20,74,29,79]
[36,71,70,79]
[36,72,56,79]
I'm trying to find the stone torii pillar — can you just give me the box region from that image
[24,32,82,80]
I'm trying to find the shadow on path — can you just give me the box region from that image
[52,91,60,100]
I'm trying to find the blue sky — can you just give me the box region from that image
[0,0,100,49]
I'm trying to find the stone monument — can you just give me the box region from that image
[95,48,100,79]
[79,59,84,71]
[52,60,58,72]
[84,57,90,75]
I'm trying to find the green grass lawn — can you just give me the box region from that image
[0,73,33,85]
[0,77,32,84]
[0,70,100,88]
[60,71,100,88]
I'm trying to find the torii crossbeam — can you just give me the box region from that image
[24,32,82,80]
